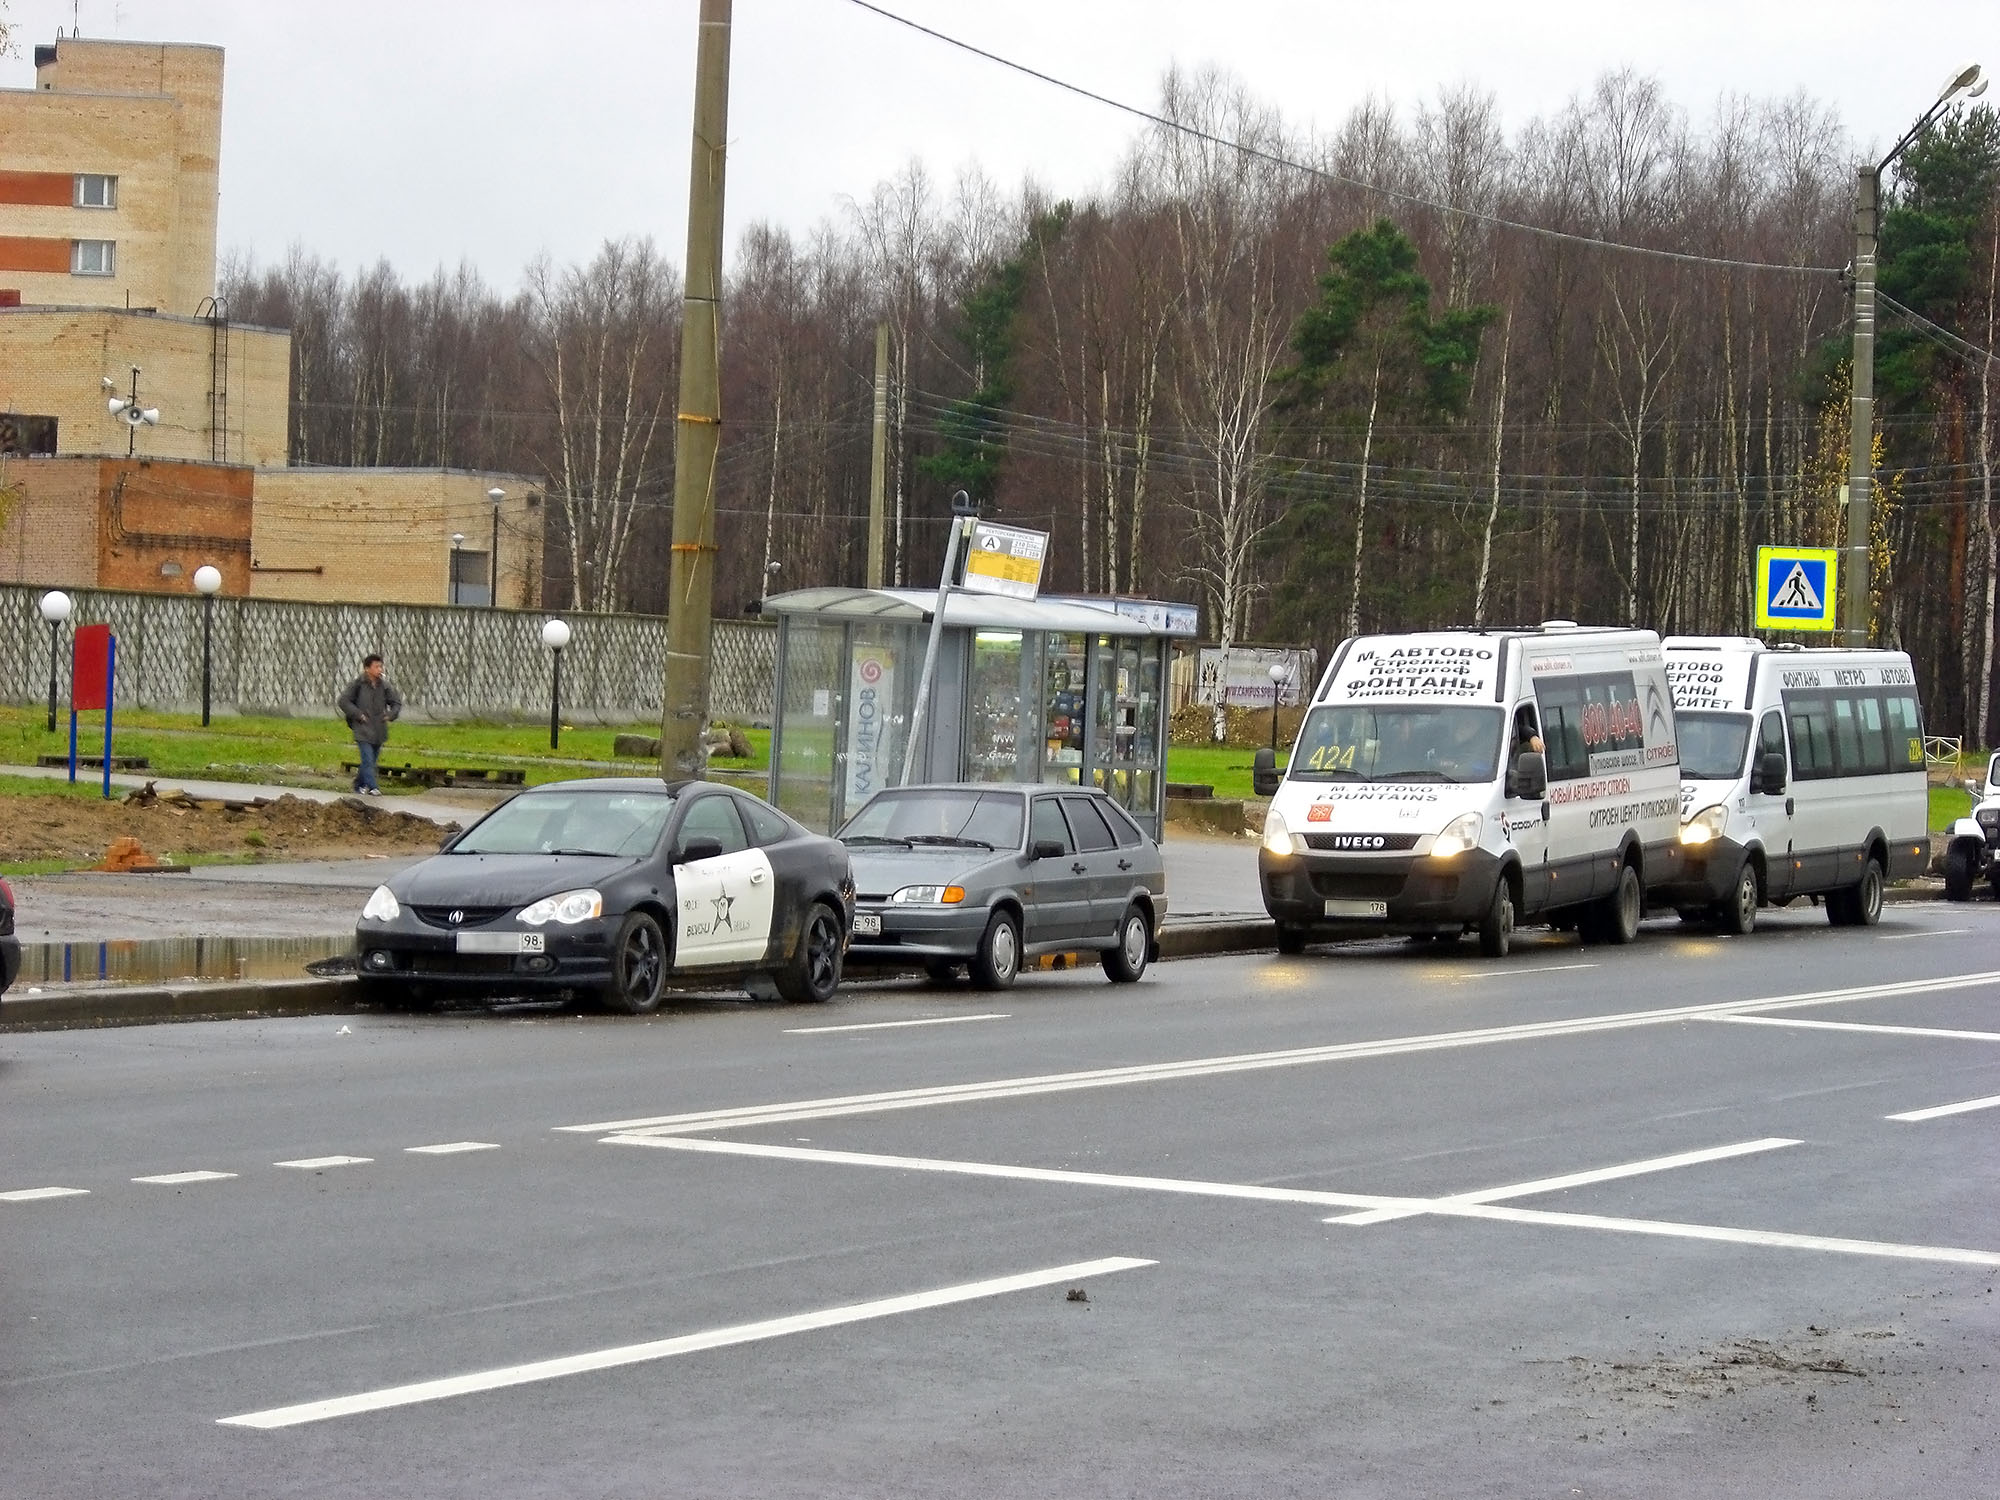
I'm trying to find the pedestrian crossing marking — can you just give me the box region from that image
[1754,545,1838,632]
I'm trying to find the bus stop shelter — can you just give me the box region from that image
[761,586,1197,837]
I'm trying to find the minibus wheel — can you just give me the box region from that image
[1717,860,1758,936]
[1596,863,1642,945]
[1477,880,1514,958]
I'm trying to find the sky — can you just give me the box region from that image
[1,0,1991,291]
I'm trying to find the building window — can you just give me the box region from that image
[71,239,115,276]
[0,412,60,456]
[452,548,492,607]
[74,174,117,209]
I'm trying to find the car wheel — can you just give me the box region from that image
[1717,860,1759,937]
[923,960,962,986]
[1101,904,1151,983]
[1275,923,1308,955]
[601,911,667,1015]
[775,902,844,1004]
[970,909,1021,991]
[1477,879,1514,959]
[1945,843,1975,902]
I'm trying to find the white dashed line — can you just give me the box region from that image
[132,1171,238,1186]
[404,1142,501,1155]
[1877,928,1974,941]
[1887,1092,2000,1123]
[1,1187,89,1202]
[784,1014,1010,1035]
[1458,962,1600,979]
[273,1156,373,1170]
[218,1255,1156,1428]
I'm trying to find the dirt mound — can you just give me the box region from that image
[2,791,456,866]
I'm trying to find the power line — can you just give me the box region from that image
[841,0,1844,281]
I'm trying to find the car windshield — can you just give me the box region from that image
[1674,711,1752,781]
[451,790,677,857]
[1289,704,1505,785]
[840,789,1025,850]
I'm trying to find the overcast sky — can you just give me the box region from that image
[3,0,1990,290]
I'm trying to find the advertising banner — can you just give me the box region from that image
[844,644,898,807]
[1196,646,1316,707]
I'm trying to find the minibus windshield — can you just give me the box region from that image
[1290,705,1504,784]
[1673,711,1752,781]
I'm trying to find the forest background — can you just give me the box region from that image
[213,69,2000,743]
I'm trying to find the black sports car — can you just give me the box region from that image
[0,875,19,997]
[353,778,853,1013]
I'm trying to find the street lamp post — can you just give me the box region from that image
[38,590,73,733]
[1267,660,1290,755]
[193,564,222,727]
[450,532,467,607]
[487,487,505,606]
[1845,62,1986,645]
[542,618,572,750]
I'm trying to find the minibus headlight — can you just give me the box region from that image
[1680,805,1728,845]
[1262,807,1296,858]
[1430,812,1483,859]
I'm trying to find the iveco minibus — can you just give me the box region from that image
[1254,624,1684,957]
[1657,637,1928,931]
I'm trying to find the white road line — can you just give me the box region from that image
[559,968,2000,1137]
[1458,962,1601,979]
[273,1156,373,1170]
[1325,1138,1800,1226]
[1878,928,1974,941]
[132,1171,237,1186]
[404,1142,500,1155]
[1709,1015,2000,1043]
[1886,1093,2000,1123]
[217,1255,1155,1429]
[0,1187,89,1202]
[783,1014,1010,1035]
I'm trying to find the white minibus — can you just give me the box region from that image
[1658,638,1929,931]
[1254,624,1684,957]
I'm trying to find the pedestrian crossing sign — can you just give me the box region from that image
[1754,545,1839,632]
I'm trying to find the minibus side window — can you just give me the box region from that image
[1784,693,1835,781]
[1884,693,1925,769]
[1853,694,1891,774]
[1535,678,1589,781]
[1832,697,1866,775]
[1757,710,1786,776]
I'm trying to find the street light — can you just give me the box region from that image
[38,590,72,733]
[193,564,222,727]
[486,487,505,606]
[1844,62,1985,644]
[1267,660,1290,755]
[542,617,572,750]
[450,532,467,606]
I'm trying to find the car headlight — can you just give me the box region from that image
[1429,812,1483,859]
[360,885,400,922]
[1680,804,1728,845]
[1262,807,1296,858]
[890,885,966,905]
[519,888,604,926]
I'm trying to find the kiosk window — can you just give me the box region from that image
[1061,797,1118,853]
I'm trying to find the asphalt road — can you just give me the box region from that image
[4,903,1997,1497]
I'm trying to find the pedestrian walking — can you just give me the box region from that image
[337,654,403,795]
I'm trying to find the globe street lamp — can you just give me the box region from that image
[1267,660,1290,755]
[486,488,505,606]
[450,532,467,606]
[542,617,572,750]
[193,564,223,727]
[38,590,73,733]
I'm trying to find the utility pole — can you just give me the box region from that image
[1843,164,1877,647]
[660,0,732,781]
[867,321,889,589]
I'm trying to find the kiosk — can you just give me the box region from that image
[762,587,1197,837]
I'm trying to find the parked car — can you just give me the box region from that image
[0,875,18,996]
[354,779,853,1013]
[839,783,1166,990]
[1944,752,2000,901]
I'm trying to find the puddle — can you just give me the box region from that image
[12,935,353,990]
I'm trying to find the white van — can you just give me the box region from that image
[1253,625,1685,957]
[1657,638,1929,931]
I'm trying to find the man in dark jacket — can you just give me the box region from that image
[337,654,404,795]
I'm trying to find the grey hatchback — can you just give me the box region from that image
[839,784,1167,989]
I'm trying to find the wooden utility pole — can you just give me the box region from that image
[867,321,889,588]
[660,0,732,780]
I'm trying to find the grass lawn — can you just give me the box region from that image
[1930,784,1974,832]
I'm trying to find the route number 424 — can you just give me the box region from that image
[1304,743,1358,771]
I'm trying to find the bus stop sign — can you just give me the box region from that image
[1754,545,1838,632]
[960,523,1048,601]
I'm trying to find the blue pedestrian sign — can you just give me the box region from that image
[1754,545,1839,632]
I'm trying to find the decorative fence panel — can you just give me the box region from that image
[0,584,774,725]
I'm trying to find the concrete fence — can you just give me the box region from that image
[0,583,775,725]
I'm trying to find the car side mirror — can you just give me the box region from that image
[679,836,724,864]
[1251,746,1282,798]
[1512,750,1547,800]
[1032,838,1067,860]
[1755,752,1787,795]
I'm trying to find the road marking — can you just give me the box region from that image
[783,1014,1010,1035]
[560,968,2000,1137]
[1434,1202,2000,1267]
[0,1187,89,1202]
[1458,962,1600,979]
[1709,1015,2000,1043]
[1324,1138,1800,1226]
[273,1156,373,1170]
[217,1256,1155,1429]
[132,1171,237,1186]
[404,1142,500,1155]
[1886,1093,2000,1123]
[1878,928,1974,941]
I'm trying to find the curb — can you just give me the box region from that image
[0,976,358,1033]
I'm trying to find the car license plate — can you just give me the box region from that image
[1324,899,1388,919]
[853,912,883,937]
[455,931,544,954]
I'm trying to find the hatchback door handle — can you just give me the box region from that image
[1071,861,1087,874]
